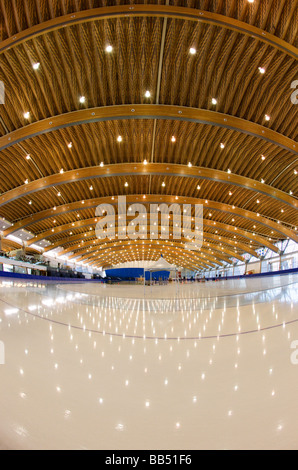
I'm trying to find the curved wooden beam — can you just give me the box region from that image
[84,237,245,269]
[63,228,251,262]
[99,260,207,272]
[44,229,241,262]
[1,5,297,59]
[98,260,204,271]
[56,234,242,264]
[74,243,214,270]
[61,242,233,266]
[96,256,208,272]
[1,163,297,211]
[201,219,278,253]
[74,249,209,272]
[31,215,279,254]
[0,106,297,155]
[203,232,257,258]
[37,220,258,259]
[51,233,244,264]
[85,240,244,269]
[72,242,221,269]
[89,253,208,271]
[77,250,217,270]
[4,195,297,243]
[69,229,251,261]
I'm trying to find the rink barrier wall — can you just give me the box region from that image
[0,271,98,282]
[206,267,298,281]
[0,267,297,283]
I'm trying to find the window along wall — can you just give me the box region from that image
[201,241,298,279]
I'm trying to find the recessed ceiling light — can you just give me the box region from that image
[24,112,30,119]
[211,98,217,105]
[68,142,73,149]
[265,114,271,121]
[117,136,123,143]
[79,96,86,104]
[258,67,265,74]
[220,143,225,149]
[145,91,151,98]
[33,62,40,70]
[171,136,176,143]
[26,154,31,160]
[106,45,113,53]
[189,48,196,55]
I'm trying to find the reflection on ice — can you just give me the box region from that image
[0,274,298,449]
[0,276,297,340]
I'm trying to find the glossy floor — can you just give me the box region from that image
[0,274,298,450]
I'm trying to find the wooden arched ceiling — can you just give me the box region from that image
[72,243,224,269]
[58,229,250,261]
[3,192,297,242]
[61,239,238,265]
[28,215,279,253]
[0,4,297,59]
[0,1,297,270]
[0,106,297,153]
[72,239,241,269]
[1,163,297,208]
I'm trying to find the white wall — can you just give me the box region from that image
[246,260,261,274]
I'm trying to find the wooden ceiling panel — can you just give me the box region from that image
[0,118,296,196]
[0,16,163,133]
[1,1,296,45]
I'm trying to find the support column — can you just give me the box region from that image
[22,241,27,256]
[279,251,284,271]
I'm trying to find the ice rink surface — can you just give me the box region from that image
[0,274,298,450]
